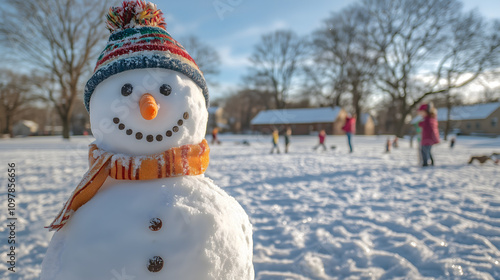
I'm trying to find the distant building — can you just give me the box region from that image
[250,107,349,135]
[43,125,63,136]
[436,102,500,135]
[360,113,376,135]
[207,107,227,133]
[12,120,39,136]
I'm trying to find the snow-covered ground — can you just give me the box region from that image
[0,134,499,279]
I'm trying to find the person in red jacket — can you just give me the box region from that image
[313,129,327,151]
[342,114,356,153]
[418,103,440,167]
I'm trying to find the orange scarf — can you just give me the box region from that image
[48,139,209,231]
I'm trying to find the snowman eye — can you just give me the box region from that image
[121,83,133,96]
[160,84,171,96]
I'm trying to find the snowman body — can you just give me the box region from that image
[42,176,253,280]
[41,68,254,279]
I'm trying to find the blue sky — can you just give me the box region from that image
[159,0,354,98]
[156,0,499,99]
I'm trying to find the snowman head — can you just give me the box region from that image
[90,69,207,155]
[84,1,209,156]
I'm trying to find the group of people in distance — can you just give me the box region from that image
[270,127,292,154]
[216,103,491,168]
[268,104,441,168]
[388,102,440,167]
[416,103,499,167]
[271,114,357,154]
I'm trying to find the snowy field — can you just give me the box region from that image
[0,134,499,279]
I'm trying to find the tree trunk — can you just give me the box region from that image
[274,90,283,109]
[352,82,362,134]
[395,111,408,138]
[355,112,362,135]
[62,114,71,139]
[444,94,451,141]
[334,93,342,107]
[3,113,11,135]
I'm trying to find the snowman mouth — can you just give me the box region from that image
[112,112,190,143]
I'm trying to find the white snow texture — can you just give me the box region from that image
[0,135,499,279]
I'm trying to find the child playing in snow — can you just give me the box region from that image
[270,129,280,154]
[284,127,292,153]
[342,114,356,153]
[314,129,327,151]
[211,127,221,145]
[418,103,440,167]
[392,136,399,148]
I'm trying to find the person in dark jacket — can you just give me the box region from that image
[284,127,292,153]
[418,103,440,167]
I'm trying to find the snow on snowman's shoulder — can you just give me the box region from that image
[187,175,228,196]
[175,176,246,212]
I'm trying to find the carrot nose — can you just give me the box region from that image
[139,93,158,120]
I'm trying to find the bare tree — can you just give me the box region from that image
[311,6,378,131]
[245,30,308,109]
[480,89,500,103]
[0,0,111,139]
[179,36,221,86]
[437,12,500,140]
[363,0,500,136]
[223,89,274,132]
[0,70,33,135]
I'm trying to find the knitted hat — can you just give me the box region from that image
[84,0,208,112]
[418,104,429,112]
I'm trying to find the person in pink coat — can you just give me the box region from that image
[342,114,356,153]
[314,129,327,151]
[418,103,440,167]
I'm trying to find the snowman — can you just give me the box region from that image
[41,1,254,279]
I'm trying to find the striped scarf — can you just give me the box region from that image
[48,139,209,231]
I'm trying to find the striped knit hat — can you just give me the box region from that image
[84,0,208,112]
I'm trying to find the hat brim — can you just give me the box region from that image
[84,54,209,112]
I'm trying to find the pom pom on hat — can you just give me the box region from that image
[84,0,209,112]
[106,0,166,32]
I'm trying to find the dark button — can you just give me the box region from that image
[146,135,154,142]
[166,130,172,137]
[183,112,189,119]
[113,117,120,124]
[156,135,163,142]
[126,129,133,135]
[149,218,162,231]
[118,123,125,130]
[172,126,179,132]
[147,256,164,272]
[136,132,143,140]
[177,119,183,126]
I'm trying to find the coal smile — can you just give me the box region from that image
[112,112,190,142]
